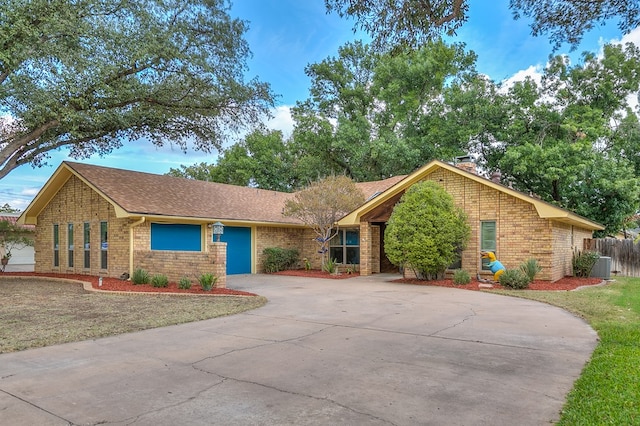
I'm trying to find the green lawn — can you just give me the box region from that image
[496,276,640,425]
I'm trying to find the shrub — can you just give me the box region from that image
[198,273,218,291]
[453,269,471,285]
[573,250,600,277]
[519,258,542,283]
[151,274,169,288]
[178,276,192,290]
[131,268,150,285]
[384,181,470,280]
[323,257,337,274]
[262,247,300,273]
[499,269,530,289]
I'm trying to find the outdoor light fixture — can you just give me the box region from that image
[213,221,224,242]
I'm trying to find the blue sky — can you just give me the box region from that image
[1,0,632,210]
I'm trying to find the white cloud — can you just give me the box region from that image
[608,26,640,48]
[499,64,544,92]
[266,105,295,138]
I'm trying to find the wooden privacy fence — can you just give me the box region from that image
[584,238,640,277]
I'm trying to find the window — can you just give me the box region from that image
[84,222,90,269]
[330,229,360,264]
[53,224,59,267]
[480,221,497,270]
[100,221,108,269]
[67,223,74,268]
[151,223,201,251]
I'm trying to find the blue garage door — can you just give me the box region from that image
[220,226,252,275]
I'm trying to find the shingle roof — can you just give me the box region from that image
[65,162,299,224]
[356,175,407,201]
[0,214,34,230]
[55,162,404,225]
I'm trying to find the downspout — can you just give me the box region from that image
[129,217,146,277]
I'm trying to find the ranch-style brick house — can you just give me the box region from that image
[18,159,603,284]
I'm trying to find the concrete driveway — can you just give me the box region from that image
[0,273,597,425]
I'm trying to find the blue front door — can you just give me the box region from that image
[220,226,252,275]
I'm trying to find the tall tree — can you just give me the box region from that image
[0,0,274,179]
[291,40,476,181]
[167,129,295,191]
[325,0,640,51]
[472,43,640,235]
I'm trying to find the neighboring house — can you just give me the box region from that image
[0,214,35,272]
[18,159,603,283]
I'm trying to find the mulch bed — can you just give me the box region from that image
[271,269,604,291]
[1,272,257,296]
[2,271,605,293]
[393,276,604,291]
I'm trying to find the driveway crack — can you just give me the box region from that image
[429,307,477,336]
[0,388,75,425]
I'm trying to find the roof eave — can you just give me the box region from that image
[338,160,606,231]
[18,162,130,225]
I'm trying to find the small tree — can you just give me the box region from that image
[283,175,365,266]
[0,220,34,271]
[384,180,470,280]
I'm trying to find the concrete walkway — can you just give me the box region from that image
[0,273,597,425]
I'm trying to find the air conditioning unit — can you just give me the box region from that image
[590,256,611,279]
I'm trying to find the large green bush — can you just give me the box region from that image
[262,247,300,273]
[384,181,470,280]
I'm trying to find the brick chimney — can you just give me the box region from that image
[455,155,477,175]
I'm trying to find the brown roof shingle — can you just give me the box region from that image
[65,162,404,225]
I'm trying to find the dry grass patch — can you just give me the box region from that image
[0,278,267,353]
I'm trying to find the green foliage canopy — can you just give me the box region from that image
[0,0,274,179]
[384,181,470,279]
[167,129,295,191]
[325,0,640,52]
[291,40,476,181]
[170,38,640,236]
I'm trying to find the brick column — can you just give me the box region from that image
[210,242,227,288]
[359,222,372,276]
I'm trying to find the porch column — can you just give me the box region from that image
[209,242,227,288]
[359,222,372,276]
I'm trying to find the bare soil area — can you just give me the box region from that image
[0,275,266,353]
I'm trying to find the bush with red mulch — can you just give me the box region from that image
[394,276,604,291]
[2,272,257,296]
[271,269,604,291]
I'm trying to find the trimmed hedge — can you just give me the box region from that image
[263,247,300,273]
